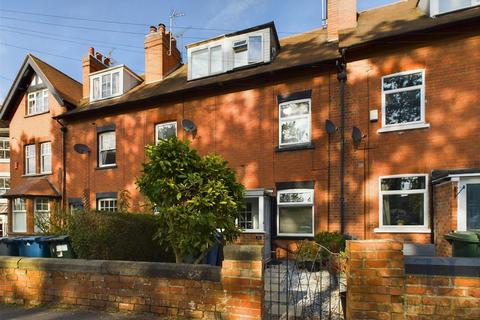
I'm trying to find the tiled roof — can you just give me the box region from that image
[58,28,340,118]
[2,178,61,198]
[339,0,480,48]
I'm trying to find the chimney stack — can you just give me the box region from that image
[326,0,357,41]
[144,22,181,84]
[82,47,108,99]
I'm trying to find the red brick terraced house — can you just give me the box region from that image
[1,0,479,257]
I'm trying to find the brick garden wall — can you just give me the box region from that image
[346,239,480,319]
[0,244,263,320]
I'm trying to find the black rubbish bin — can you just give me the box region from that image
[44,235,75,258]
[0,237,19,256]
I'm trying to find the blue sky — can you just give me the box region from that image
[0,0,396,103]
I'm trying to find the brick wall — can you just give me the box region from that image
[346,239,480,319]
[433,181,458,256]
[0,244,263,320]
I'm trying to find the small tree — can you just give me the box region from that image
[136,137,244,264]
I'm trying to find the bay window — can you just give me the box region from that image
[0,176,10,195]
[238,197,261,231]
[279,99,311,147]
[98,131,116,167]
[377,174,429,233]
[34,198,50,233]
[0,138,9,161]
[27,89,49,115]
[12,198,26,233]
[381,70,427,131]
[277,189,314,237]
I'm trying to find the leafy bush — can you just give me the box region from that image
[68,211,174,262]
[136,137,244,264]
[314,231,346,253]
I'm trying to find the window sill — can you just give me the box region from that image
[24,111,50,118]
[241,230,265,234]
[22,173,52,178]
[275,143,315,153]
[377,123,430,133]
[0,160,9,163]
[277,233,315,237]
[374,227,431,234]
[95,165,118,170]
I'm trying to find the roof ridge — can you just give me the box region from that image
[28,53,82,86]
[279,27,327,41]
[358,0,410,14]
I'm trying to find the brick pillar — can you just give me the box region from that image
[221,244,263,320]
[346,240,405,320]
[433,181,457,256]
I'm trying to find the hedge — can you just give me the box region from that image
[68,211,174,262]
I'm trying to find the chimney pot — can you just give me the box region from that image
[88,47,95,56]
[149,25,157,33]
[104,57,110,66]
[158,23,166,33]
[95,52,103,61]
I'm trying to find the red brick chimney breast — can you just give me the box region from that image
[327,0,357,41]
[82,47,108,99]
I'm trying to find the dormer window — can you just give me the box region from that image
[430,0,480,16]
[187,22,278,81]
[89,65,141,102]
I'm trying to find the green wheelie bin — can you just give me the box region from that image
[444,231,480,257]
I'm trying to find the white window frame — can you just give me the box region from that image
[27,89,49,116]
[277,189,314,237]
[90,69,123,102]
[40,142,52,174]
[97,198,117,212]
[155,121,178,143]
[456,177,480,231]
[247,35,263,64]
[98,131,116,168]
[375,174,430,233]
[278,98,312,148]
[34,198,50,233]
[430,0,480,16]
[379,69,429,133]
[190,44,224,80]
[25,144,36,175]
[0,138,9,162]
[0,173,10,197]
[12,198,26,233]
[237,196,265,233]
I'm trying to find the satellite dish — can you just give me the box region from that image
[352,127,363,144]
[182,119,197,133]
[325,119,337,134]
[74,144,90,154]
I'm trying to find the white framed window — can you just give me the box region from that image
[238,197,264,232]
[233,35,264,68]
[0,175,10,195]
[98,131,116,167]
[277,189,314,237]
[90,70,122,101]
[25,144,36,175]
[0,138,9,161]
[278,98,311,147]
[97,198,117,212]
[155,121,177,143]
[34,198,50,233]
[191,44,224,80]
[40,142,52,174]
[27,89,49,115]
[430,0,480,16]
[248,35,263,64]
[456,177,480,231]
[376,174,430,233]
[12,198,26,233]
[380,70,428,132]
[30,74,43,86]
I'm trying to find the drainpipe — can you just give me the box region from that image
[56,119,67,210]
[337,48,347,235]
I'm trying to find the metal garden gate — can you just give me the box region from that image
[263,242,346,319]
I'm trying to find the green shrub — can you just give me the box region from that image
[314,231,346,254]
[68,211,174,262]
